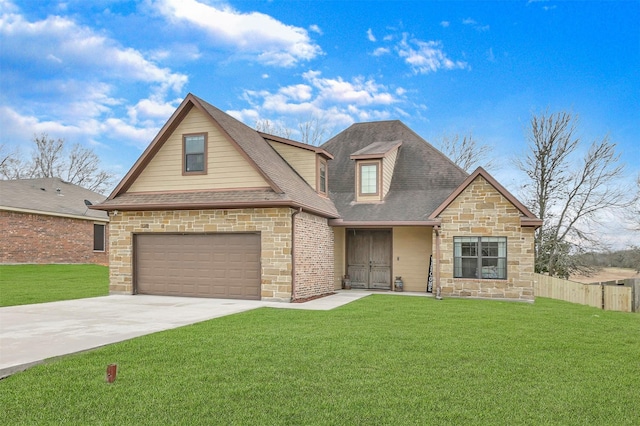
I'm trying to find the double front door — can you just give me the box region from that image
[347,229,391,290]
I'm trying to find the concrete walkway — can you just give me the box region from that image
[0,291,371,378]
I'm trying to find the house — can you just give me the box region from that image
[92,93,541,302]
[0,178,109,265]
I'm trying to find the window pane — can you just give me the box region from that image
[319,162,326,192]
[360,164,377,194]
[185,135,204,154]
[186,153,204,172]
[481,241,498,257]
[461,258,478,278]
[93,224,105,251]
[462,242,477,257]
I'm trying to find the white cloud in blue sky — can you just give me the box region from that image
[1,0,638,246]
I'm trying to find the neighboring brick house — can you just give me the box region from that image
[92,93,541,302]
[0,178,109,265]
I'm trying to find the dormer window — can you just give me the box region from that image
[359,162,379,195]
[351,140,401,202]
[184,133,207,174]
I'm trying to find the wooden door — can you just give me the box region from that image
[347,229,391,290]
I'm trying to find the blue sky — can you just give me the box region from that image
[1,0,638,245]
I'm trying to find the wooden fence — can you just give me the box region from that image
[533,273,638,313]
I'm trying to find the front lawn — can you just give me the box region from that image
[0,264,109,307]
[1,296,638,424]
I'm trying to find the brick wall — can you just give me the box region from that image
[293,211,334,301]
[109,208,294,301]
[0,210,108,265]
[437,176,536,300]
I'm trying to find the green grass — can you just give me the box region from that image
[1,296,639,425]
[0,264,109,307]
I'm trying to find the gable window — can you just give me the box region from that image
[183,133,206,174]
[93,223,105,252]
[454,237,506,279]
[359,162,379,195]
[319,159,327,194]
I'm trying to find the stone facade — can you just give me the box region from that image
[108,207,295,301]
[293,211,334,301]
[437,176,536,300]
[0,210,108,265]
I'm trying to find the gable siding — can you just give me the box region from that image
[437,176,535,300]
[128,108,269,193]
[268,141,317,190]
[382,147,398,198]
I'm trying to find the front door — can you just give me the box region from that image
[347,229,392,289]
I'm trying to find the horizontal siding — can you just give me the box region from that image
[392,227,432,292]
[269,141,316,189]
[128,108,268,193]
[333,227,346,290]
[382,148,398,198]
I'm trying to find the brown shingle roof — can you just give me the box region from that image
[0,178,108,221]
[321,120,469,223]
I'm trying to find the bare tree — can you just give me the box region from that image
[255,119,293,139]
[436,132,493,172]
[517,111,631,276]
[0,134,114,194]
[298,117,333,146]
[256,117,333,146]
[0,144,32,179]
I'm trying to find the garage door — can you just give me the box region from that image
[134,233,261,300]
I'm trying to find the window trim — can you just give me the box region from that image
[453,236,507,280]
[93,223,106,252]
[357,160,380,197]
[182,133,207,175]
[317,157,328,195]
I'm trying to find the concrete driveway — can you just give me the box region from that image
[0,292,370,378]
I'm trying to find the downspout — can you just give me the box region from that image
[290,207,303,302]
[434,225,442,300]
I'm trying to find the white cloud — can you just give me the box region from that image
[397,34,468,74]
[372,47,390,56]
[309,24,322,35]
[0,10,187,93]
[153,0,322,67]
[440,21,450,28]
[462,17,490,32]
[234,71,405,140]
[367,28,376,42]
[0,2,184,152]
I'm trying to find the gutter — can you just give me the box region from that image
[434,225,442,300]
[290,207,303,302]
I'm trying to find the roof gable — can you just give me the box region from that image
[99,94,338,218]
[429,167,542,227]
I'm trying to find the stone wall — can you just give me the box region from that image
[108,208,293,301]
[293,211,334,300]
[0,210,108,265]
[437,176,536,300]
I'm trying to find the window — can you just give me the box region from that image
[454,237,506,279]
[93,224,105,252]
[183,134,206,174]
[359,162,379,195]
[319,159,327,194]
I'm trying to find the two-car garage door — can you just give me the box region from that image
[134,233,261,300]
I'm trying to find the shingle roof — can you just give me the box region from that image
[95,94,339,218]
[321,120,469,222]
[0,178,108,221]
